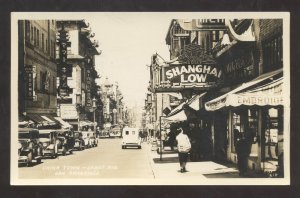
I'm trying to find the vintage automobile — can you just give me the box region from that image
[39,130,58,158]
[82,131,92,148]
[73,131,85,151]
[121,127,142,149]
[56,129,75,155]
[99,129,110,138]
[88,131,98,147]
[109,127,122,138]
[18,128,43,166]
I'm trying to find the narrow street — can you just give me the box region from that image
[19,138,154,179]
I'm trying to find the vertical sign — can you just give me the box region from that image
[86,69,92,107]
[24,65,33,99]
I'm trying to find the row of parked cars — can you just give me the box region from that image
[18,128,98,167]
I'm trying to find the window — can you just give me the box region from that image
[42,33,44,51]
[52,76,56,95]
[262,33,283,73]
[46,39,48,53]
[25,21,30,41]
[53,41,56,58]
[263,107,284,160]
[37,29,40,47]
[231,108,258,152]
[34,27,36,46]
[50,42,52,57]
[125,131,129,135]
[31,26,33,42]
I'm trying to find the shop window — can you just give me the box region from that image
[231,108,258,152]
[247,109,258,143]
[263,107,283,160]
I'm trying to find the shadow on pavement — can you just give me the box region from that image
[203,172,240,178]
[153,156,178,164]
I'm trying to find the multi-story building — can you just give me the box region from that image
[18,20,60,129]
[100,77,125,130]
[205,19,284,173]
[56,20,101,131]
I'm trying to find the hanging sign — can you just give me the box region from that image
[24,65,33,99]
[155,64,222,92]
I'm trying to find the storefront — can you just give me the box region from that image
[205,68,283,172]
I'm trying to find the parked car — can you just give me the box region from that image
[121,127,141,149]
[18,128,43,166]
[39,130,58,158]
[56,129,75,155]
[88,131,98,147]
[73,131,85,150]
[110,127,121,138]
[99,130,110,138]
[82,131,92,148]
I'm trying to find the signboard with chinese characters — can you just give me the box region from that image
[86,69,92,107]
[24,65,33,99]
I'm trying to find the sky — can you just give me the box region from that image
[85,13,171,109]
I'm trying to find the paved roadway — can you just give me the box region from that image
[18,138,155,179]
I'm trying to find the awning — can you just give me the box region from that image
[205,68,283,111]
[26,114,47,123]
[54,117,73,129]
[80,120,95,127]
[164,92,206,122]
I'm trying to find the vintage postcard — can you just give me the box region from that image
[11,12,290,185]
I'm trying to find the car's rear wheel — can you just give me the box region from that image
[27,151,33,167]
[63,147,67,156]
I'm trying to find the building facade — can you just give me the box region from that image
[206,19,284,173]
[19,20,60,128]
[56,20,101,131]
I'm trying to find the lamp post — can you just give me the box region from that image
[92,98,97,134]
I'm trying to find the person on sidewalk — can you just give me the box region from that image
[235,132,251,176]
[176,127,191,173]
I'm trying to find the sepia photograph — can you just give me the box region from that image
[10,12,290,185]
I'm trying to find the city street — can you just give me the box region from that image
[19,138,154,179]
[19,138,242,180]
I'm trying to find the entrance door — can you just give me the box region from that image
[214,111,228,161]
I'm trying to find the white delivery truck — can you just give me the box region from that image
[121,127,141,149]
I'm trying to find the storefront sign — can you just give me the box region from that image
[60,104,78,119]
[231,94,283,106]
[86,69,92,107]
[156,64,222,91]
[196,19,225,30]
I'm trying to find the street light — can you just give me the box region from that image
[92,97,97,134]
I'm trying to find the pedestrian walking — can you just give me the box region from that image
[176,127,191,173]
[235,132,251,176]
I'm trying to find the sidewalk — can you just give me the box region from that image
[147,145,240,179]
